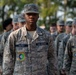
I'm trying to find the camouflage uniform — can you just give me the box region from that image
[0,32,6,72]
[58,20,73,71]
[0,15,19,75]
[58,33,73,71]
[3,26,58,75]
[1,30,12,50]
[0,31,12,74]
[55,32,67,56]
[1,14,19,52]
[0,34,3,73]
[63,35,76,75]
[51,31,59,41]
[63,19,76,75]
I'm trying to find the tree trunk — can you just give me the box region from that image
[2,5,5,23]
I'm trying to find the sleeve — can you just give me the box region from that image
[0,35,5,73]
[2,34,15,75]
[0,38,3,73]
[47,36,58,75]
[62,39,72,72]
[58,39,66,70]
[54,36,59,56]
[0,33,8,65]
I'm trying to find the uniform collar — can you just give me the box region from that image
[22,25,43,40]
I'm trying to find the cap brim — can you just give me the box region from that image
[13,22,18,23]
[25,11,39,14]
[19,20,25,22]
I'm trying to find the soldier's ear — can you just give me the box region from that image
[23,13,25,17]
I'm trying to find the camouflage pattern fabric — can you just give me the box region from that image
[55,32,67,56]
[3,26,58,75]
[63,35,76,75]
[58,33,73,71]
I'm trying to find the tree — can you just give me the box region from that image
[36,0,59,29]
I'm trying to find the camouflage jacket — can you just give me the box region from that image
[0,33,4,71]
[3,26,58,75]
[55,32,67,56]
[63,35,76,75]
[58,33,73,70]
[51,31,59,41]
[0,30,12,69]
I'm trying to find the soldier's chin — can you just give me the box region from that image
[29,21,35,24]
[59,30,63,33]
[29,22,34,25]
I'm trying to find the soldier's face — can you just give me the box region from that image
[50,26,57,33]
[24,13,39,25]
[57,25,65,33]
[13,23,19,30]
[19,22,26,28]
[72,25,76,34]
[65,25,72,33]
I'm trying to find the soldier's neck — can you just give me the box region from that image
[26,24,37,31]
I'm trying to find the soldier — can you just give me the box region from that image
[52,20,65,41]
[50,23,57,35]
[0,15,19,75]
[57,20,73,75]
[0,18,13,74]
[62,19,76,75]
[3,3,58,75]
[12,15,19,30]
[1,15,19,52]
[18,14,26,28]
[55,20,72,56]
[54,20,65,56]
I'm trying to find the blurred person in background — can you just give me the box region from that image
[55,20,73,56]
[52,20,65,41]
[12,15,19,31]
[0,18,13,74]
[18,14,26,28]
[62,18,76,75]
[57,20,73,75]
[50,23,57,35]
[1,15,19,49]
[0,15,19,74]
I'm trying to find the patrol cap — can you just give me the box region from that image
[13,15,19,23]
[57,20,65,26]
[65,20,73,26]
[24,3,39,14]
[72,19,76,25]
[18,14,25,22]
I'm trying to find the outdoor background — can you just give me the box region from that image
[0,0,76,32]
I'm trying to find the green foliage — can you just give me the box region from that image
[0,0,75,31]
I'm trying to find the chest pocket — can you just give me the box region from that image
[36,41,49,52]
[15,43,28,52]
